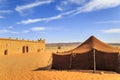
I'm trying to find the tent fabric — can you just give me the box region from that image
[58,36,120,54]
[52,53,71,69]
[95,50,119,71]
[71,50,93,69]
[52,36,120,72]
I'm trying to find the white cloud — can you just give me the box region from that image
[41,32,46,34]
[22,27,55,34]
[23,30,29,33]
[56,0,85,11]
[11,31,19,34]
[8,26,13,29]
[0,16,4,18]
[56,0,120,16]
[57,0,120,15]
[102,28,120,33]
[15,0,52,13]
[56,1,68,12]
[17,0,120,24]
[0,30,9,33]
[68,0,86,4]
[74,0,120,15]
[0,29,19,34]
[0,10,12,14]
[56,6,64,11]
[31,27,46,31]
[17,14,62,24]
[62,1,68,5]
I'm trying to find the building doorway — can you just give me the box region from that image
[37,49,40,52]
[26,46,29,53]
[22,46,26,53]
[4,50,8,55]
[22,46,29,53]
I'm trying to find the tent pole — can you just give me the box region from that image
[93,49,96,73]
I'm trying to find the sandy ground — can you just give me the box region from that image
[1,70,120,80]
[0,45,120,80]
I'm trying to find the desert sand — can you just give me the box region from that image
[0,44,120,80]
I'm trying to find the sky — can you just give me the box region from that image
[0,0,120,43]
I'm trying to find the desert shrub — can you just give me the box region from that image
[58,46,61,49]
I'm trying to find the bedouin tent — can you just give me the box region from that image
[52,36,120,72]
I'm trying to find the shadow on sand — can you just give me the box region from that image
[33,65,118,74]
[33,64,52,71]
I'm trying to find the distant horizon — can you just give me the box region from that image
[46,41,120,44]
[1,35,120,44]
[0,0,120,43]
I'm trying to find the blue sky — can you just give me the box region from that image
[0,0,120,43]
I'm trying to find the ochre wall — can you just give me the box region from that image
[0,38,45,55]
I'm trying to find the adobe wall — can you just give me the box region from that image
[0,38,45,55]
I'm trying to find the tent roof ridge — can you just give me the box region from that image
[57,36,120,54]
[91,36,95,48]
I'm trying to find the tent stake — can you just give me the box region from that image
[93,49,96,73]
